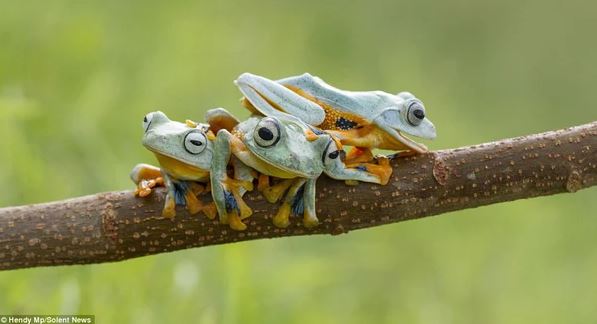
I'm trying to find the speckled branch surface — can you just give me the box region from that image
[1,122,595,271]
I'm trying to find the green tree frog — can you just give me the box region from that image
[130,110,253,222]
[209,109,390,230]
[235,72,436,171]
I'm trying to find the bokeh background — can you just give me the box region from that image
[1,1,596,323]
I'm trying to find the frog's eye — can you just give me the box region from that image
[143,113,154,132]
[406,101,425,126]
[322,140,345,165]
[183,131,207,155]
[254,117,281,147]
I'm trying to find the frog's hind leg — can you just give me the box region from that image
[231,156,256,220]
[130,163,164,197]
[258,176,295,203]
[184,182,217,219]
[161,174,177,218]
[272,178,307,228]
[326,151,391,185]
[345,155,393,185]
[210,130,254,231]
[235,73,325,126]
[344,147,375,165]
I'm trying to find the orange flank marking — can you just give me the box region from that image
[241,97,261,115]
[285,85,368,131]
[304,128,320,141]
[327,126,415,151]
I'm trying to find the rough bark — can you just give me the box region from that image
[0,122,595,271]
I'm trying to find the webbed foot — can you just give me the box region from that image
[227,211,247,231]
[344,147,374,165]
[135,177,164,197]
[346,155,393,185]
[272,179,307,228]
[130,163,165,197]
[202,203,217,220]
[221,175,254,219]
[183,182,216,219]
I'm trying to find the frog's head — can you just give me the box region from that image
[372,92,436,152]
[243,115,328,178]
[141,111,212,171]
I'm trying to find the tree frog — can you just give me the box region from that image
[209,109,390,230]
[234,73,437,167]
[130,110,253,223]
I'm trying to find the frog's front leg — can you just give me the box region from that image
[130,163,164,197]
[210,130,254,231]
[301,178,319,228]
[161,173,177,218]
[272,178,307,228]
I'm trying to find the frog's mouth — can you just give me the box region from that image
[394,131,429,153]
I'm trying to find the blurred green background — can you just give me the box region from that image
[1,0,596,323]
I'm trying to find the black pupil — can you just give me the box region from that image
[190,139,203,146]
[258,127,274,141]
[143,116,148,122]
[413,109,425,119]
[328,150,340,159]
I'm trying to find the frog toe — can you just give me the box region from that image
[351,162,393,185]
[182,188,203,215]
[227,211,247,231]
[345,147,375,164]
[135,180,153,197]
[162,195,177,218]
[303,212,319,228]
[273,203,291,228]
[202,202,217,220]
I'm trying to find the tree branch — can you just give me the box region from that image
[1,122,595,271]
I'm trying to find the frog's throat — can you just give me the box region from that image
[150,151,210,181]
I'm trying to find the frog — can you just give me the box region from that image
[130,110,254,223]
[209,109,390,230]
[234,73,437,173]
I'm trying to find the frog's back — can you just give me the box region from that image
[278,73,387,121]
